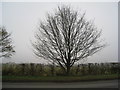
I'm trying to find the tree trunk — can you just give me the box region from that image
[21,64,25,75]
[66,66,71,76]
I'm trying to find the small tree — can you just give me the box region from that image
[32,5,105,75]
[0,27,15,58]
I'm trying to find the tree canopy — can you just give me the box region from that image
[0,27,15,58]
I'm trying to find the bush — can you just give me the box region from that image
[2,62,120,76]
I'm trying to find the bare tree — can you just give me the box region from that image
[0,27,15,58]
[32,5,105,75]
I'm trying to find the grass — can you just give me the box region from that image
[2,74,119,82]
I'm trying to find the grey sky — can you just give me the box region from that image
[1,2,118,64]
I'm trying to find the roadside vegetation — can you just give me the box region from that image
[2,62,120,82]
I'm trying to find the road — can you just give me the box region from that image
[2,80,118,88]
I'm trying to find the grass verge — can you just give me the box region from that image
[2,74,119,82]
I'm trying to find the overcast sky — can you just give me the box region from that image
[1,2,118,64]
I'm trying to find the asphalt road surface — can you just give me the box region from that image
[2,80,118,88]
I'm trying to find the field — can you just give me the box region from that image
[2,62,120,82]
[3,74,119,82]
